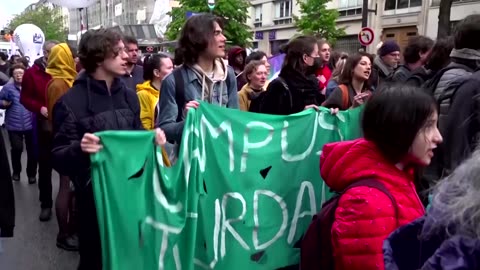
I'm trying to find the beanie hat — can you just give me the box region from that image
[379,40,400,56]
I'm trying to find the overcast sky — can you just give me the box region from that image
[0,0,37,28]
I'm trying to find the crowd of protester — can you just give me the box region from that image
[0,12,480,270]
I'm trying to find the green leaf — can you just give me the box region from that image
[165,0,252,48]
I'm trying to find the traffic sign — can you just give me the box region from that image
[358,27,375,46]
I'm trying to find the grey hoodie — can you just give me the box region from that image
[157,58,239,143]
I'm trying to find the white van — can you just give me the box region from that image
[0,41,19,57]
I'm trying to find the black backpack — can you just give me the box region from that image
[171,65,231,122]
[421,63,473,97]
[300,179,399,270]
[405,67,432,87]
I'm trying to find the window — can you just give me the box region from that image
[338,0,362,17]
[334,35,362,54]
[274,0,293,25]
[339,0,362,9]
[275,0,292,18]
[254,5,262,27]
[384,0,421,11]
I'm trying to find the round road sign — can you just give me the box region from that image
[358,27,375,46]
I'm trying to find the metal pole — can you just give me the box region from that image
[361,0,368,51]
[79,8,83,38]
[85,8,89,30]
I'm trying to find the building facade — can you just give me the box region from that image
[426,0,480,40]
[248,0,480,55]
[68,0,162,47]
[68,0,156,33]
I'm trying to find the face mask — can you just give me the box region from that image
[306,57,322,75]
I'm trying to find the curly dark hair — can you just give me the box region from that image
[78,29,124,73]
[177,13,224,65]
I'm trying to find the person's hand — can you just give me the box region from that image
[80,133,102,153]
[185,100,199,111]
[304,104,319,111]
[154,128,166,146]
[352,92,371,108]
[330,108,339,115]
[40,106,48,118]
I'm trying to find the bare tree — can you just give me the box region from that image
[437,0,454,39]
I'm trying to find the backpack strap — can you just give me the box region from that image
[339,84,349,110]
[172,66,186,122]
[225,66,232,92]
[343,179,400,226]
[276,76,293,110]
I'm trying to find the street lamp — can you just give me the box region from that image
[208,0,215,12]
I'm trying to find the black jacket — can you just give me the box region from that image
[257,66,324,115]
[121,65,144,91]
[0,129,14,237]
[51,72,142,269]
[51,72,142,188]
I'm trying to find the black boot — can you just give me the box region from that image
[28,176,36,184]
[39,208,52,222]
[56,235,79,251]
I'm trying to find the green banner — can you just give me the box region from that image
[90,102,362,270]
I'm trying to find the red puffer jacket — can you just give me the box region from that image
[320,138,425,270]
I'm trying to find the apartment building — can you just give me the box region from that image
[247,0,440,55]
[68,0,158,47]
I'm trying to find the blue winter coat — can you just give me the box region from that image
[384,213,480,270]
[0,82,33,131]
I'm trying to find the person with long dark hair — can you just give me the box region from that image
[322,52,373,110]
[254,35,324,115]
[157,13,238,144]
[320,85,443,270]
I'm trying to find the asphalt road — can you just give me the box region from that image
[0,128,79,270]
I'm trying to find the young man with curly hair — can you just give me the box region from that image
[51,29,166,269]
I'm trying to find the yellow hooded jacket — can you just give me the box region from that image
[46,43,77,128]
[136,80,159,130]
[136,81,172,167]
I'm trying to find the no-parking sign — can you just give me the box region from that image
[358,27,375,46]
